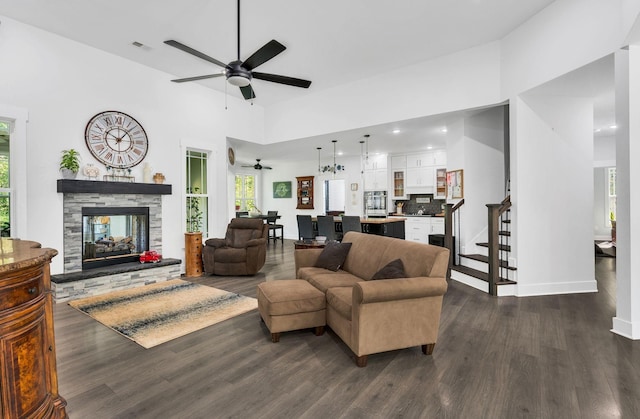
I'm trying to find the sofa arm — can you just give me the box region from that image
[353,277,448,304]
[205,238,227,248]
[294,248,324,271]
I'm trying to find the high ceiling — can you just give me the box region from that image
[0,0,555,106]
[0,0,615,165]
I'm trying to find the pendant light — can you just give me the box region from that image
[317,147,322,173]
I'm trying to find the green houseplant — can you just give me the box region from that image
[59,149,81,179]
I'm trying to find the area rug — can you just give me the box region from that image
[69,279,257,348]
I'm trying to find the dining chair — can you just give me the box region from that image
[316,215,337,242]
[266,210,283,245]
[296,215,314,241]
[341,216,362,234]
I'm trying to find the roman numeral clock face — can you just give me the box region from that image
[84,111,149,169]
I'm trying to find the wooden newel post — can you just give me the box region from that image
[444,203,455,280]
[486,204,501,296]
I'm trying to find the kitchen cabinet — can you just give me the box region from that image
[406,166,434,189]
[406,153,431,168]
[391,155,406,169]
[404,217,430,243]
[364,168,388,191]
[364,154,387,171]
[403,217,445,243]
[433,150,447,166]
[434,167,447,199]
[392,169,407,199]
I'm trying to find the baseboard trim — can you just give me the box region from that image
[515,280,598,297]
[611,317,640,340]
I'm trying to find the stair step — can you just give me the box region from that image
[458,254,517,270]
[451,265,515,285]
[502,219,511,224]
[476,242,511,252]
[499,230,511,236]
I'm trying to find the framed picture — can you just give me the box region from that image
[446,169,464,199]
[273,181,292,198]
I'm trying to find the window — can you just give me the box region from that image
[607,167,616,225]
[186,150,208,234]
[0,121,10,237]
[235,173,256,212]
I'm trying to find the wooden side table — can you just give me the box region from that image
[294,240,327,250]
[185,232,203,277]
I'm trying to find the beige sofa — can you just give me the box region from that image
[295,231,449,367]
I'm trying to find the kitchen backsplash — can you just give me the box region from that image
[394,194,445,215]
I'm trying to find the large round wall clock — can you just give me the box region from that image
[84,110,149,168]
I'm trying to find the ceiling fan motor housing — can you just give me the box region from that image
[226,60,252,86]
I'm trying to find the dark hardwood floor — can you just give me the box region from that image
[53,243,639,418]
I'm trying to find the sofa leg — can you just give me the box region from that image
[271,332,280,343]
[355,355,368,367]
[314,326,325,336]
[422,343,435,355]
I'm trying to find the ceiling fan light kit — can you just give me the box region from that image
[164,0,311,100]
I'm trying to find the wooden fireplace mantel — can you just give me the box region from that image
[57,179,172,195]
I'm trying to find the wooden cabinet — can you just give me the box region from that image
[0,239,67,419]
[185,232,203,277]
[296,176,314,209]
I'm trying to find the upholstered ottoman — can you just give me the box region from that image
[257,279,326,342]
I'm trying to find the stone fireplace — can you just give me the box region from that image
[54,179,180,302]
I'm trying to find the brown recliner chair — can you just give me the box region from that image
[203,218,268,275]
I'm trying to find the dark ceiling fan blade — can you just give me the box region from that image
[252,72,311,88]
[239,84,256,100]
[171,73,224,83]
[164,40,228,68]
[242,40,286,71]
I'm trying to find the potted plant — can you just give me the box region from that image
[59,149,81,179]
[610,211,616,242]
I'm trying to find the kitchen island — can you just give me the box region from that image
[312,217,406,239]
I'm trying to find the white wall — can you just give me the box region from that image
[511,94,597,296]
[258,155,363,240]
[500,0,638,98]
[264,42,503,143]
[0,16,262,274]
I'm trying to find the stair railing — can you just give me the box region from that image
[486,195,511,295]
[444,199,464,279]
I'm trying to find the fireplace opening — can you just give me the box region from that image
[82,207,149,270]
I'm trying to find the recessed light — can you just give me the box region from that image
[609,124,617,129]
[427,146,433,150]
[392,129,401,134]
[595,128,601,132]
[440,127,448,133]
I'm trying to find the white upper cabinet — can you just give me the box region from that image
[433,150,447,166]
[406,153,432,168]
[391,155,406,169]
[364,154,388,171]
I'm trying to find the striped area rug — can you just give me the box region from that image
[69,279,257,348]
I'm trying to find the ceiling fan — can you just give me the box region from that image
[164,0,311,100]
[242,159,272,170]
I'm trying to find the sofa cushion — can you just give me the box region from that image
[257,279,326,316]
[298,267,361,293]
[371,258,406,280]
[315,242,352,271]
[326,287,353,321]
[213,247,246,263]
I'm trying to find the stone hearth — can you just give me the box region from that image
[55,179,180,302]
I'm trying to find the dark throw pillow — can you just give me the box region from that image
[371,259,406,280]
[315,242,352,272]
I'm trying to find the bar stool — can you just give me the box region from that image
[316,215,337,242]
[266,211,283,245]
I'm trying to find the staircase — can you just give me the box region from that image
[447,196,517,296]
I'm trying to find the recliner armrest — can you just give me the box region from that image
[205,238,227,248]
[246,237,267,247]
[353,277,448,304]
